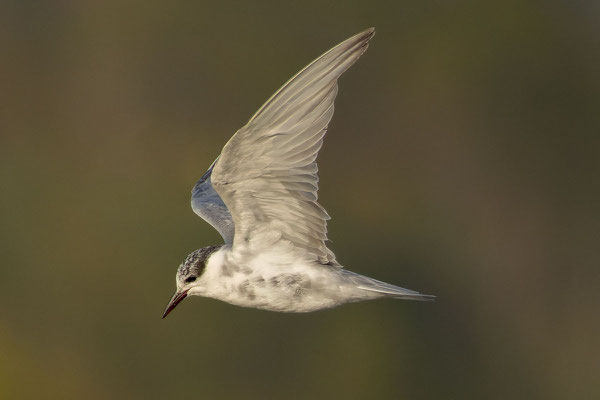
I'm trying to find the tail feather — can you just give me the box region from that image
[344,270,435,302]
[357,283,436,301]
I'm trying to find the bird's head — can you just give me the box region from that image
[162,245,223,318]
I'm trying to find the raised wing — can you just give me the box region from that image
[191,159,235,244]
[212,28,374,263]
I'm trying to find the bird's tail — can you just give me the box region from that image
[343,270,435,302]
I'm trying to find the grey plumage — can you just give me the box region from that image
[192,29,375,264]
[177,245,223,283]
[163,28,434,318]
[191,160,234,243]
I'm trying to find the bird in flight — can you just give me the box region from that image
[163,28,434,318]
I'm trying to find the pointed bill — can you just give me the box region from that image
[162,290,188,318]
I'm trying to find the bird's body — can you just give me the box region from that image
[193,244,360,313]
[187,243,429,313]
[163,28,434,318]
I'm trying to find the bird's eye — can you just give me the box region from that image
[185,276,196,283]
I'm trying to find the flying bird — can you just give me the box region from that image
[163,28,434,318]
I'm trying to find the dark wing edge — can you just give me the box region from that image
[191,159,235,244]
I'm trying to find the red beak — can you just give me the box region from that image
[162,289,189,319]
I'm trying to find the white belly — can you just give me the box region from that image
[191,245,381,312]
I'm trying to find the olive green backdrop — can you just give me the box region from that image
[1,1,598,399]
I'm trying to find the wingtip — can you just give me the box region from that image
[357,27,376,41]
[343,27,375,61]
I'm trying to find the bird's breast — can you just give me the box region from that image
[202,246,357,312]
[212,266,348,312]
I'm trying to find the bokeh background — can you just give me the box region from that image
[1,1,598,399]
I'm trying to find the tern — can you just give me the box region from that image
[163,28,434,318]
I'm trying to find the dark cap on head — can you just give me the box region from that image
[162,245,223,319]
[177,245,223,283]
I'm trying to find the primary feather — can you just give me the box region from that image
[211,28,375,263]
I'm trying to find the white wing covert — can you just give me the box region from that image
[211,28,375,264]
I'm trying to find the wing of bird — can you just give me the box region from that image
[211,28,374,263]
[191,159,235,244]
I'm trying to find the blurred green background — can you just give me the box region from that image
[1,1,598,399]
